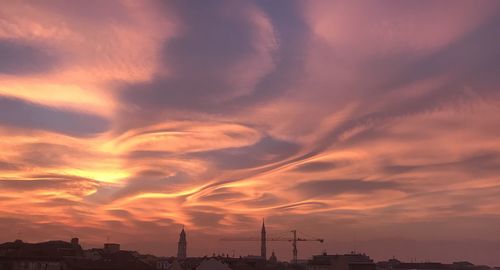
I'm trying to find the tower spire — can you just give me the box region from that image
[261,218,266,260]
[177,226,187,260]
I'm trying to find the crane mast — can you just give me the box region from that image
[291,230,298,264]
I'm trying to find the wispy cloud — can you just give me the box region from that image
[1,0,500,266]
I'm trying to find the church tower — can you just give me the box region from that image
[177,227,187,260]
[261,219,266,260]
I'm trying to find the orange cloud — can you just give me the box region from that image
[1,0,500,266]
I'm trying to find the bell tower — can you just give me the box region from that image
[261,219,266,260]
[177,226,187,260]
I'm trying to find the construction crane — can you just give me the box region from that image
[289,230,324,264]
[221,228,324,264]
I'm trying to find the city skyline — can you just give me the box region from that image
[1,0,500,266]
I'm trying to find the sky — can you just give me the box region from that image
[1,0,500,266]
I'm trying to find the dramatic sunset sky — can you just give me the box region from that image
[1,0,500,266]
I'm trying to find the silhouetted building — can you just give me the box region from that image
[154,257,170,270]
[71,238,79,248]
[452,262,475,269]
[65,250,154,270]
[376,258,401,270]
[269,251,278,264]
[178,227,187,260]
[261,220,266,260]
[196,258,231,270]
[376,259,476,270]
[391,262,449,270]
[376,258,496,270]
[0,238,159,270]
[307,253,375,270]
[179,257,205,270]
[242,255,266,267]
[450,261,492,270]
[167,260,182,270]
[0,238,83,270]
[103,243,120,254]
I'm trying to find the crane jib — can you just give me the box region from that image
[219,228,324,264]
